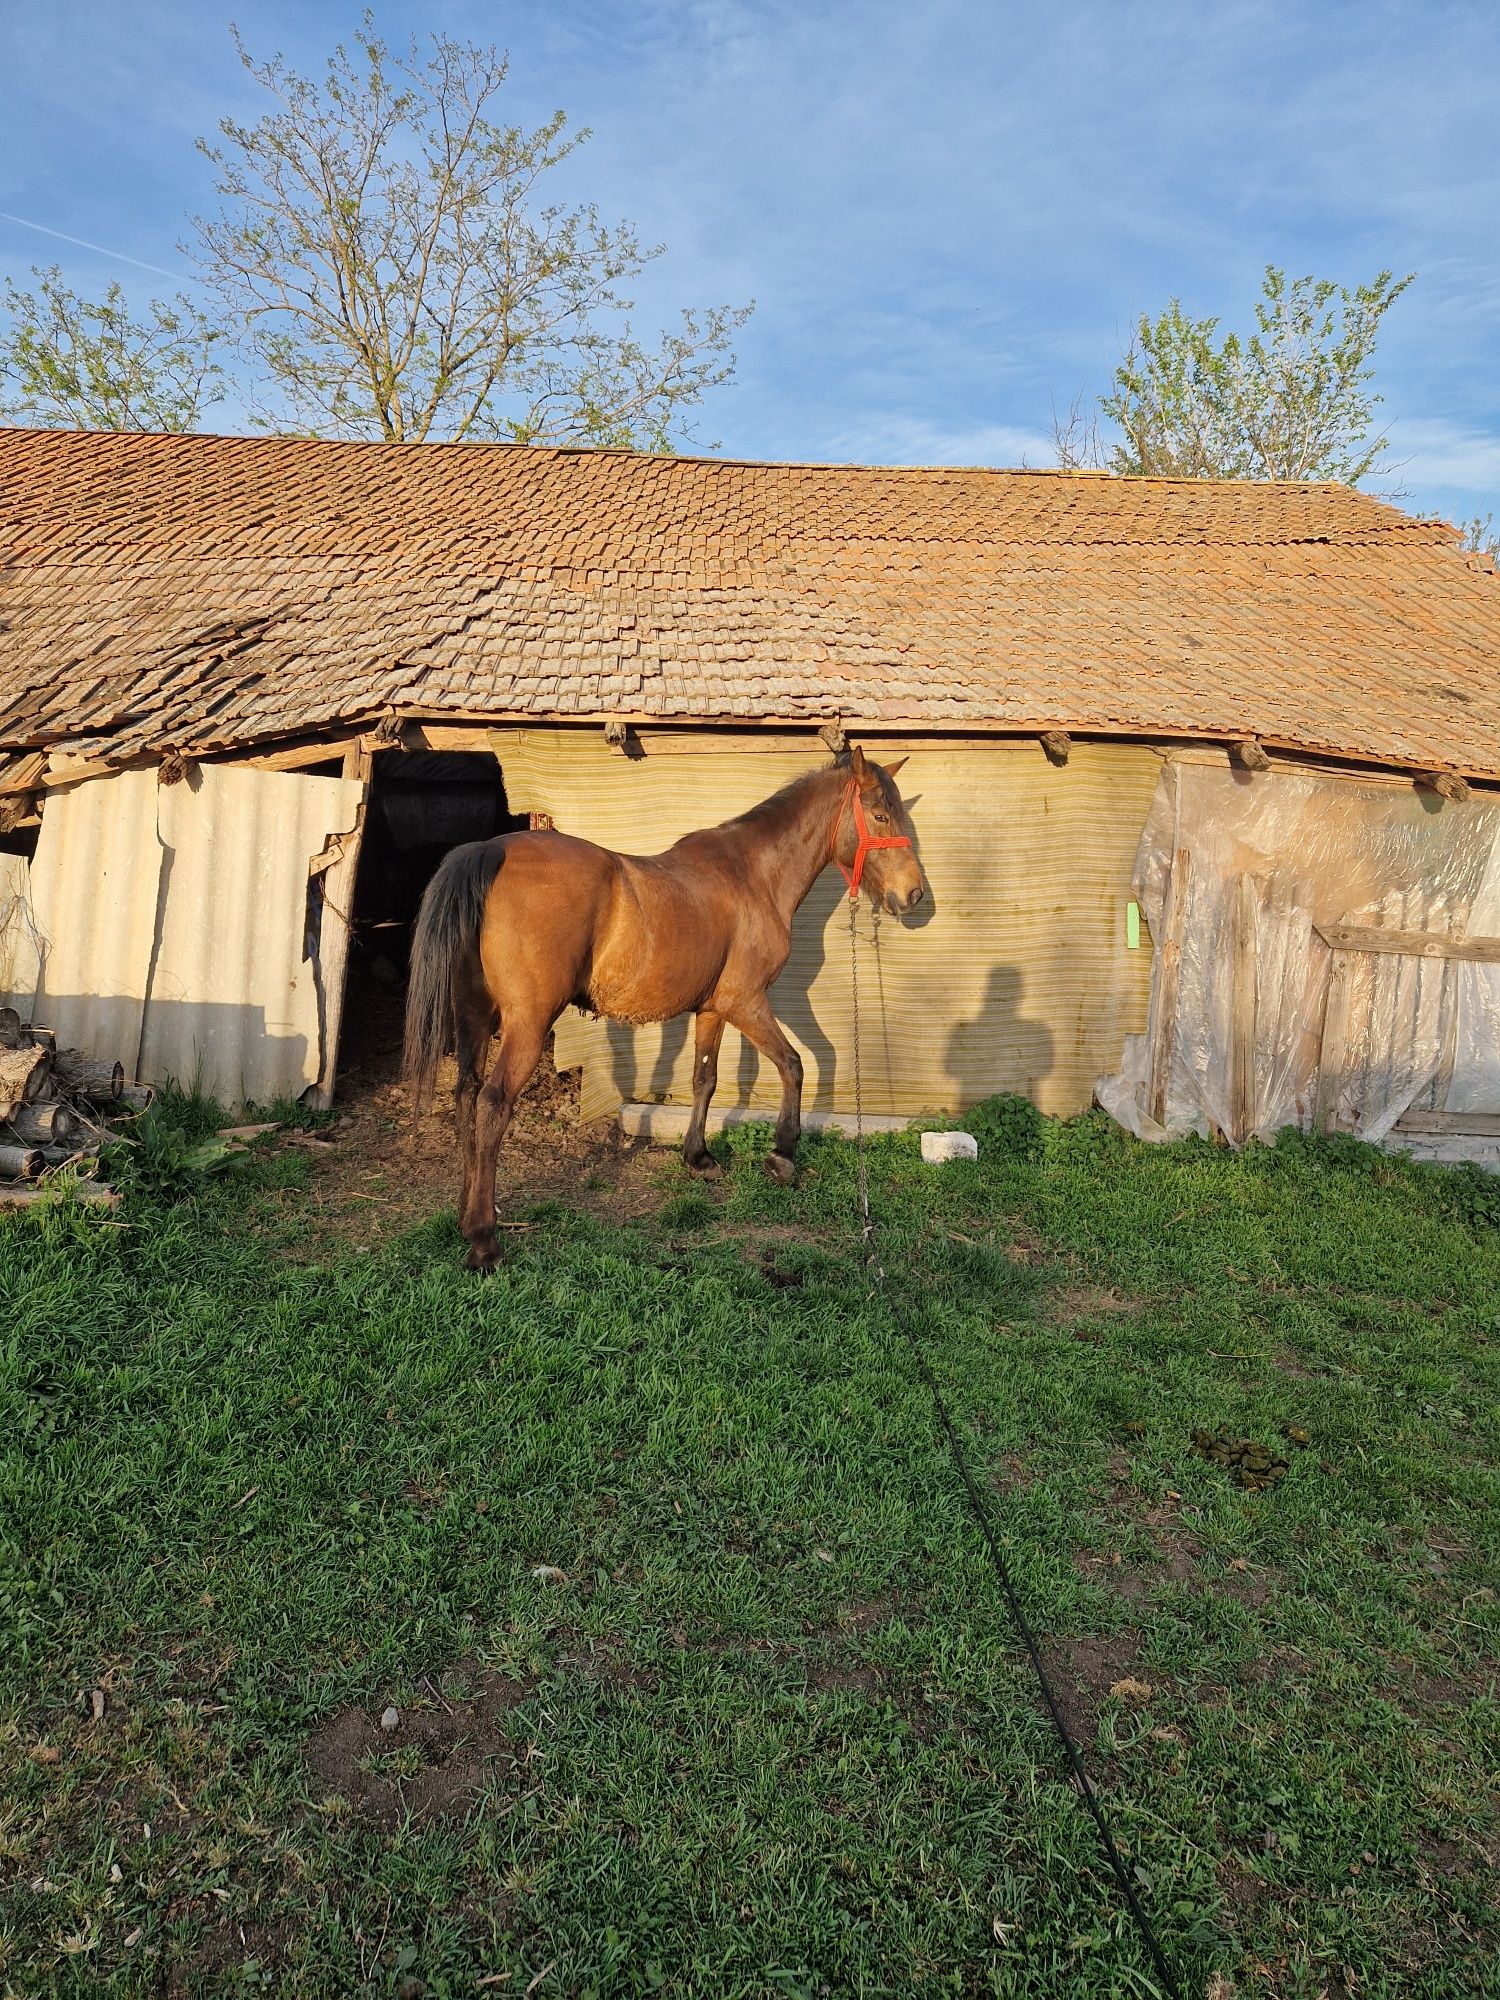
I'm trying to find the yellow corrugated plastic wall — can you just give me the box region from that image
[493,729,1160,1121]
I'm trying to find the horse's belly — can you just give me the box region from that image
[582,958,710,1026]
[583,906,722,1025]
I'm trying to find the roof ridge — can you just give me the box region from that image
[0,422,1423,500]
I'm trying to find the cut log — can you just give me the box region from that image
[0,1044,52,1116]
[0,1183,120,1210]
[117,1084,155,1113]
[1416,769,1471,803]
[4,1101,78,1144]
[0,1143,45,1180]
[0,1006,21,1049]
[53,1051,124,1101]
[41,1144,101,1167]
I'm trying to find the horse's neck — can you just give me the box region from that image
[731,768,843,924]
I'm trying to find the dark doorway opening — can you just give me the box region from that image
[338,750,521,1100]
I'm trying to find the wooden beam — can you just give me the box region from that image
[1231,738,1271,772]
[1229,873,1259,1143]
[1146,847,1191,1128]
[341,739,374,783]
[1416,770,1472,803]
[1394,1110,1500,1138]
[1039,730,1072,766]
[1314,923,1500,965]
[1314,949,1354,1135]
[243,738,358,774]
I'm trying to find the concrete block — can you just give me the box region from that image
[920,1130,978,1164]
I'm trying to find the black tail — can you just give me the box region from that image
[402,840,503,1111]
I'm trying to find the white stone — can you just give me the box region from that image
[380,1706,400,1733]
[920,1130,979,1164]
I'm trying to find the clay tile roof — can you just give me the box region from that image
[1,424,1497,778]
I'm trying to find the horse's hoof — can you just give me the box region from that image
[686,1151,723,1181]
[763,1152,797,1187]
[464,1236,500,1273]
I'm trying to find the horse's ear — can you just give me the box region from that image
[849,744,868,780]
[882,756,908,780]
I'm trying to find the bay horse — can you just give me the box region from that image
[403,746,926,1270]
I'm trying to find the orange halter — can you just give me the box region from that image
[831,775,912,900]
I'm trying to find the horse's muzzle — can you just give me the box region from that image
[886,883,925,916]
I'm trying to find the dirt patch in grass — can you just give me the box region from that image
[802,1659,890,1699]
[174,1911,298,1995]
[304,1673,535,1829]
[1218,1856,1267,1914]
[1051,1283,1142,1330]
[1035,1632,1155,1742]
[291,976,670,1252]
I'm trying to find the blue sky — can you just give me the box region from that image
[2,0,1498,527]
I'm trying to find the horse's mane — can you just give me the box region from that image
[719,760,841,833]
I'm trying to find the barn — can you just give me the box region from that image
[2,426,1498,1159]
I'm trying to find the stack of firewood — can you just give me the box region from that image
[0,1007,152,1209]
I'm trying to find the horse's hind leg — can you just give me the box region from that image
[460,1010,550,1272]
[682,1010,725,1178]
[452,961,498,1224]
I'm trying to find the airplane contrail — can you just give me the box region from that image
[0,210,183,282]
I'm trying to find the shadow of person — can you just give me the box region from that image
[945,964,1055,1105]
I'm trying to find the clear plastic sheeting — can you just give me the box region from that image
[1098,762,1500,1146]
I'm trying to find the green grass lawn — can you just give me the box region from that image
[2,1102,1497,1998]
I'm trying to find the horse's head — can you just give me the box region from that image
[834,746,926,916]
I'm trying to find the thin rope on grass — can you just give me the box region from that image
[847,901,1184,2000]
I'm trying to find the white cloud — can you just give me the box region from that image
[814,414,1055,468]
[1385,419,1500,494]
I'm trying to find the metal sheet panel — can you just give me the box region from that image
[30,769,161,1064]
[21,765,363,1106]
[493,729,1159,1120]
[0,853,41,1013]
[142,764,365,1107]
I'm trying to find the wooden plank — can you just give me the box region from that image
[1394,1110,1500,1137]
[1229,873,1259,1144]
[1146,848,1191,1127]
[1315,949,1355,1135]
[306,800,367,1111]
[240,738,357,774]
[1315,923,1500,964]
[341,739,374,783]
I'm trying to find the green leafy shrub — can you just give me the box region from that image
[960,1092,1044,1162]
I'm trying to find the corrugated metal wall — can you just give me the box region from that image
[493,728,1160,1120]
[0,852,43,1014]
[16,764,364,1107]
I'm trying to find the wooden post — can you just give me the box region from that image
[1315,949,1354,1135]
[1146,848,1192,1128]
[307,808,367,1112]
[1229,873,1260,1144]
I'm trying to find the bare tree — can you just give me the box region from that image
[1054,267,1414,484]
[0,266,224,432]
[188,15,751,446]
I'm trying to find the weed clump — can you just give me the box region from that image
[961,1092,1044,1163]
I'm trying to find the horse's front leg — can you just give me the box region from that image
[682,1009,726,1178]
[723,992,803,1185]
